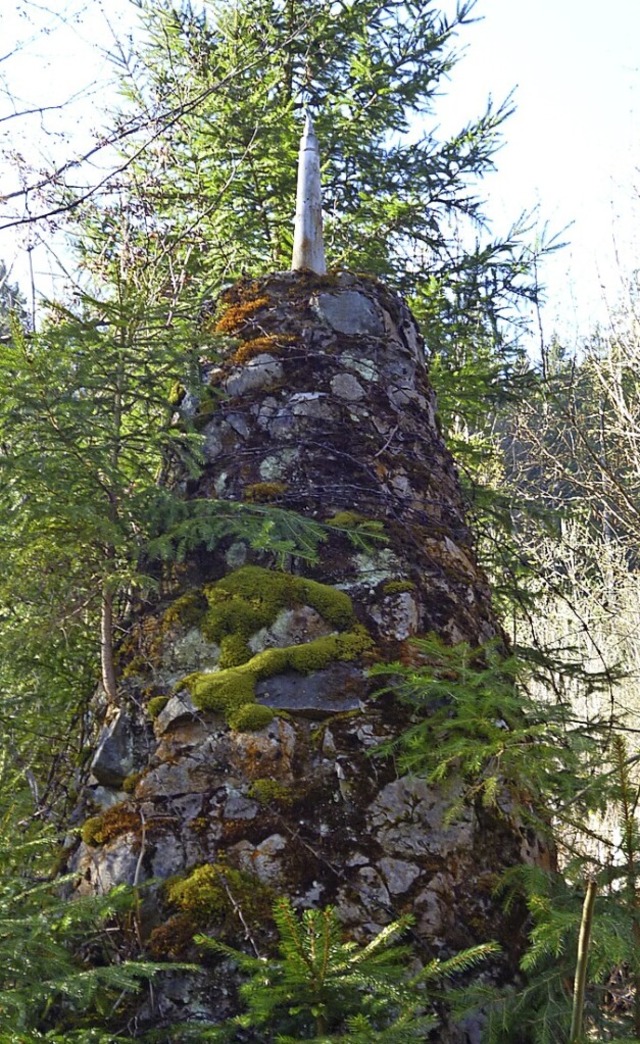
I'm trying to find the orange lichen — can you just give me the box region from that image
[214,296,270,334]
[81,803,141,846]
[230,334,296,367]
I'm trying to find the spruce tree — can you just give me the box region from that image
[84,0,540,402]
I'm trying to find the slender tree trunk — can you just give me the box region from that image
[569,878,596,1043]
[101,583,118,704]
[612,737,640,1036]
[100,295,126,706]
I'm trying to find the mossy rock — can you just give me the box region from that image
[166,864,227,920]
[228,704,275,732]
[181,626,372,723]
[166,861,275,930]
[201,566,355,647]
[248,778,295,806]
[214,295,271,334]
[147,695,170,719]
[147,913,197,960]
[162,590,208,630]
[177,567,370,727]
[81,803,140,847]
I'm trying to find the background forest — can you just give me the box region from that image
[1,0,640,1041]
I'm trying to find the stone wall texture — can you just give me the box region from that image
[68,273,552,1040]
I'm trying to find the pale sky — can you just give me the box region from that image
[439,0,640,345]
[1,0,639,348]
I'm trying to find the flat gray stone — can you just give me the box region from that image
[256,662,363,714]
[88,785,127,809]
[249,606,333,654]
[367,777,473,857]
[226,354,283,396]
[155,693,199,736]
[150,832,186,879]
[330,373,366,401]
[259,449,298,480]
[160,629,220,676]
[178,390,199,420]
[289,392,333,420]
[202,421,225,459]
[235,833,287,884]
[341,353,378,381]
[378,856,421,895]
[312,291,383,336]
[171,794,204,823]
[136,757,217,798]
[223,793,259,820]
[226,411,250,437]
[370,591,419,641]
[88,838,140,893]
[255,397,279,429]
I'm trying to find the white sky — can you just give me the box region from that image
[1,0,639,348]
[439,0,640,346]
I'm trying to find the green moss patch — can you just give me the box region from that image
[122,771,143,794]
[228,704,275,732]
[326,510,367,527]
[218,632,253,669]
[244,481,288,503]
[162,590,208,630]
[326,511,387,539]
[166,861,275,929]
[382,579,417,596]
[248,778,295,806]
[167,864,227,920]
[201,565,355,645]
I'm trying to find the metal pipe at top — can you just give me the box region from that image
[291,112,327,275]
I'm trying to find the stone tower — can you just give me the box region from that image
[69,270,552,1040]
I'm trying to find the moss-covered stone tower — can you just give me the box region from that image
[69,272,551,1039]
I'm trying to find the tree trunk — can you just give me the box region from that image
[100,583,118,704]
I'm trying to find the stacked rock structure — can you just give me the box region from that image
[70,272,551,1038]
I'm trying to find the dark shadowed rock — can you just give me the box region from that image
[90,710,134,787]
[256,662,363,714]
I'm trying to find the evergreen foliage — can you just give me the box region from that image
[371,633,612,826]
[374,633,640,1037]
[86,0,546,482]
[194,898,497,1041]
[0,763,166,1043]
[0,259,28,337]
[110,0,517,282]
[2,0,635,1039]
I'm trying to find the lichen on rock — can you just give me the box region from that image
[67,272,554,1040]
